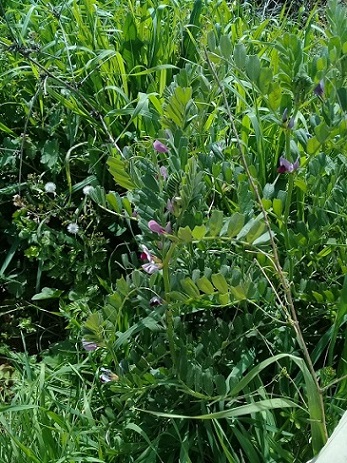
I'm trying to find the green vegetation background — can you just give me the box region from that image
[1,0,347,461]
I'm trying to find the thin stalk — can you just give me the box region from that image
[205,49,327,444]
[283,172,294,281]
[162,242,178,371]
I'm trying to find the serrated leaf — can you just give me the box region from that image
[196,276,215,294]
[211,273,229,293]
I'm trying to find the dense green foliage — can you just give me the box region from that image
[1,0,347,461]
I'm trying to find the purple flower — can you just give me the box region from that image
[166,199,174,213]
[140,245,152,262]
[82,339,98,351]
[140,245,162,274]
[159,166,168,180]
[314,80,324,97]
[153,140,169,153]
[148,220,166,234]
[142,262,160,274]
[278,156,300,174]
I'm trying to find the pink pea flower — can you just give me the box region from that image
[166,199,174,213]
[82,339,98,351]
[148,220,166,234]
[153,139,169,153]
[140,245,162,274]
[159,166,168,180]
[278,156,300,174]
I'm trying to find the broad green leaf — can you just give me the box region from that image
[115,314,161,348]
[273,198,283,217]
[252,231,273,246]
[245,55,260,82]
[180,277,200,298]
[294,178,307,193]
[226,212,245,237]
[234,42,247,69]
[258,67,273,94]
[209,210,224,236]
[239,216,266,244]
[263,183,275,199]
[178,226,193,243]
[315,122,330,144]
[192,224,207,239]
[207,30,216,51]
[218,293,229,305]
[307,136,321,155]
[196,276,215,294]
[230,284,247,300]
[212,273,229,293]
[262,198,272,210]
[167,291,189,302]
[268,82,282,111]
[337,87,347,111]
[31,287,63,300]
[220,34,232,59]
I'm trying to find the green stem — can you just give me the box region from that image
[283,173,294,281]
[205,49,327,447]
[162,242,178,371]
